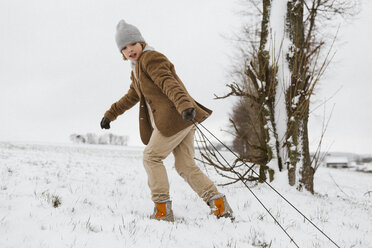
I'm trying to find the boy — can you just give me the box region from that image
[100,20,233,222]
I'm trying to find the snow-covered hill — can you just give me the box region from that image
[0,142,371,248]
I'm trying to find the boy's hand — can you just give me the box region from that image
[100,117,111,129]
[182,108,196,122]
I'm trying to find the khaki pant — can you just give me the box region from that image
[143,125,220,203]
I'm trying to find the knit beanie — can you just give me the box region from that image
[115,20,145,52]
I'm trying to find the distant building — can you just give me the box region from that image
[324,156,349,168]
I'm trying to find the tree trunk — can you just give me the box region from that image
[299,106,314,193]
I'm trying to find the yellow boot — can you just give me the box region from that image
[208,194,234,220]
[150,200,174,222]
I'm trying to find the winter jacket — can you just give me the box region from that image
[104,50,212,145]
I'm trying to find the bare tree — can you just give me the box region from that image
[200,0,359,193]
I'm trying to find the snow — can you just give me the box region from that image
[267,0,293,164]
[1,142,371,248]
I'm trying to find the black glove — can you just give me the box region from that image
[100,117,111,129]
[182,108,196,122]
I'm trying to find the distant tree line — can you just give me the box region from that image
[357,157,372,164]
[70,133,129,146]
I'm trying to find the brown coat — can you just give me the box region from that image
[104,50,212,145]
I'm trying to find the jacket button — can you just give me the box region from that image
[152,109,156,113]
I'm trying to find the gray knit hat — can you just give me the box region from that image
[115,20,145,52]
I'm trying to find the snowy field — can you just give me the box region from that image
[0,142,371,248]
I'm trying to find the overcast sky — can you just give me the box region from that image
[1,0,371,154]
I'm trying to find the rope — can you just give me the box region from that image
[194,121,341,248]
[193,122,300,248]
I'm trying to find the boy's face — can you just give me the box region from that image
[121,42,143,62]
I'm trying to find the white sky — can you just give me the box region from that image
[0,0,371,154]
